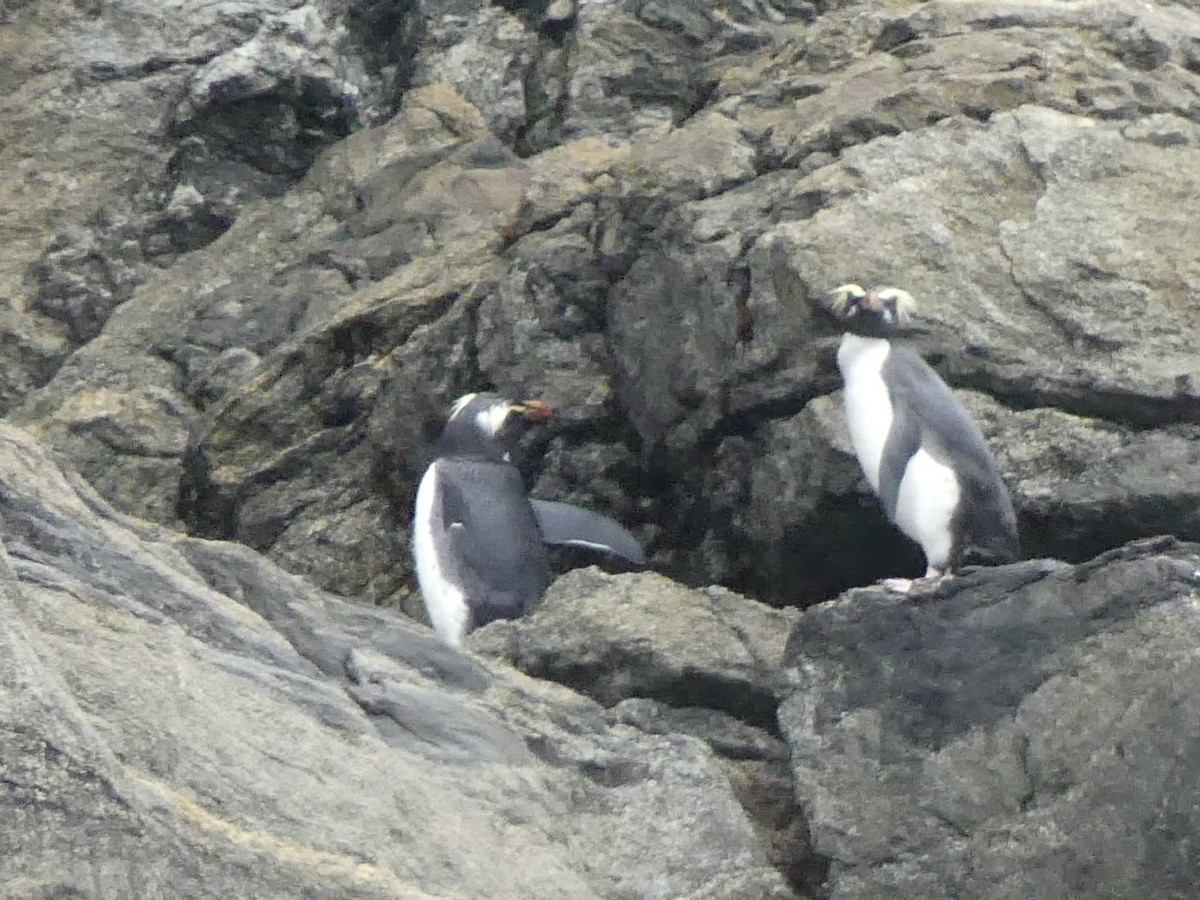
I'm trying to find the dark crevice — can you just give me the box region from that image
[345,0,422,112]
[176,441,238,539]
[461,287,493,396]
[305,250,371,287]
[514,22,576,157]
[1016,732,1037,812]
[500,204,581,252]
[521,653,784,736]
[61,424,183,462]
[873,19,920,53]
[770,187,838,221]
[1018,499,1200,571]
[673,78,721,128]
[717,378,830,443]
[948,366,1200,429]
[1008,279,1124,353]
[81,50,223,83]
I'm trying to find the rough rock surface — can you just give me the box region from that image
[471,568,824,891]
[781,537,1200,899]
[0,421,791,898]
[8,0,1200,610]
[4,0,1200,894]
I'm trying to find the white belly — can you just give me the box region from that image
[893,448,960,573]
[412,462,470,646]
[837,334,894,491]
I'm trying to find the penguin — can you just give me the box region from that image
[412,392,646,645]
[825,284,1019,592]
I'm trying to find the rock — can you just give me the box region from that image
[169,3,366,189]
[5,0,1200,629]
[780,537,1200,899]
[27,213,146,344]
[981,403,1200,565]
[6,0,1200,893]
[544,0,577,29]
[471,566,799,718]
[14,84,491,540]
[0,419,791,898]
[0,0,411,409]
[409,2,538,143]
[543,0,809,150]
[607,697,826,894]
[471,566,820,895]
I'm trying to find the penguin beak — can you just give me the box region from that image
[511,400,553,423]
[859,291,884,314]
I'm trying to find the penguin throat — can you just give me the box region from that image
[435,432,512,464]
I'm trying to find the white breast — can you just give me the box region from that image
[412,462,470,646]
[893,448,960,574]
[837,334,894,491]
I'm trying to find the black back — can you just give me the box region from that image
[879,345,1019,569]
[436,456,552,629]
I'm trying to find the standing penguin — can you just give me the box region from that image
[412,392,645,645]
[826,284,1019,591]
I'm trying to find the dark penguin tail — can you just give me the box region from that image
[955,509,1020,569]
[952,479,1020,571]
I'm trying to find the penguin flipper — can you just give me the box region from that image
[529,500,645,565]
[878,401,921,521]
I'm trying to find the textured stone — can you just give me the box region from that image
[10,0,1200,609]
[780,538,1200,899]
[471,566,819,895]
[6,1,1200,889]
[0,420,790,898]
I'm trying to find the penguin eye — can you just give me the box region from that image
[475,404,514,437]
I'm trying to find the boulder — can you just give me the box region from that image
[0,420,790,898]
[781,537,1200,899]
[471,567,824,892]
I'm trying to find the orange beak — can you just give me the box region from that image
[515,400,553,423]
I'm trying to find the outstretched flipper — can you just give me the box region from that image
[529,499,645,565]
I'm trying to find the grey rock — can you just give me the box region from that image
[173,6,362,130]
[547,0,808,149]
[471,566,799,719]
[27,214,147,344]
[0,419,791,898]
[409,2,538,143]
[14,85,490,538]
[3,0,1200,893]
[780,537,1200,899]
[0,0,408,408]
[472,566,820,894]
[3,0,1200,734]
[544,0,578,28]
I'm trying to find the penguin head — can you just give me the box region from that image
[827,284,917,337]
[437,392,552,460]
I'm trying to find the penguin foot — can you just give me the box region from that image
[880,571,951,597]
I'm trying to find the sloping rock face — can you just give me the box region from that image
[4,0,1200,896]
[4,0,1198,611]
[3,409,1198,897]
[0,421,791,898]
[780,538,1200,899]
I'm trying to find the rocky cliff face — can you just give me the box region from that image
[2,0,1199,896]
